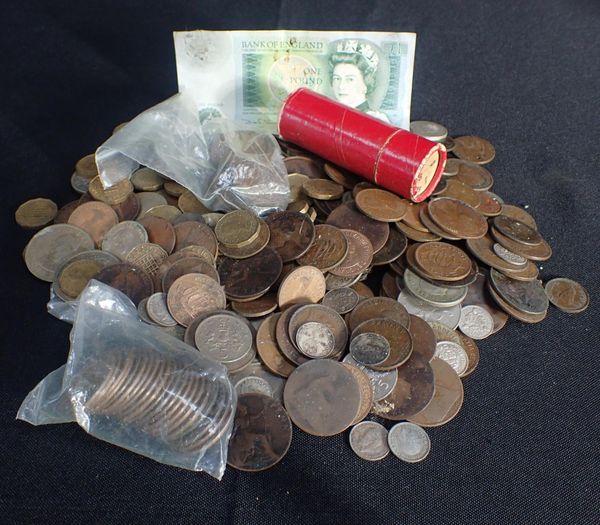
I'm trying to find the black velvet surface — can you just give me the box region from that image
[1,1,599,523]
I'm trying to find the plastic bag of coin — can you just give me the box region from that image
[17,280,236,480]
[95,92,289,215]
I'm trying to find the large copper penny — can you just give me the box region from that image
[341,363,374,425]
[53,200,80,224]
[402,202,430,232]
[284,360,361,436]
[500,204,538,230]
[408,358,464,427]
[493,215,543,246]
[487,281,547,324]
[405,244,478,289]
[227,393,292,472]
[371,352,435,420]
[329,229,373,278]
[265,211,315,262]
[489,269,548,315]
[352,318,412,371]
[347,297,410,332]
[395,220,441,242]
[162,256,219,292]
[545,278,589,314]
[288,304,348,357]
[452,135,496,165]
[466,233,536,273]
[68,201,119,247]
[454,160,494,191]
[173,221,218,256]
[407,315,437,361]
[284,156,324,178]
[427,197,488,239]
[231,293,278,318]
[94,262,153,305]
[355,188,409,222]
[419,204,461,240]
[277,265,326,309]
[256,314,296,378]
[491,226,552,261]
[296,224,348,271]
[110,192,141,221]
[166,273,226,327]
[326,201,389,253]
[371,227,408,266]
[302,178,344,200]
[275,304,310,366]
[438,179,481,208]
[138,215,176,254]
[477,191,503,216]
[414,242,472,281]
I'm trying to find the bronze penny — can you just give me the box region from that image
[419,204,461,240]
[395,220,442,242]
[174,221,218,256]
[489,269,548,315]
[218,220,270,259]
[500,204,538,230]
[53,200,80,224]
[347,297,410,332]
[177,190,211,214]
[463,272,509,334]
[138,216,176,254]
[265,211,315,262]
[341,363,374,425]
[459,334,480,377]
[454,160,494,191]
[67,201,119,247]
[162,256,219,292]
[275,305,310,366]
[218,247,282,300]
[94,262,153,305]
[312,197,343,218]
[437,179,481,208]
[163,181,186,197]
[227,393,292,472]
[15,198,58,229]
[500,259,540,282]
[371,352,435,420]
[75,153,98,179]
[56,259,104,299]
[452,135,496,165]
[491,226,552,261]
[88,176,133,205]
[166,273,226,327]
[302,178,344,200]
[277,265,326,309]
[329,229,373,278]
[406,244,479,289]
[284,156,324,179]
[407,358,464,427]
[465,233,532,273]
[296,224,348,271]
[172,212,206,225]
[477,191,503,216]
[231,293,278,318]
[256,314,297,378]
[136,191,167,217]
[402,202,429,232]
[493,215,543,246]
[487,281,547,324]
[355,188,409,223]
[351,281,375,299]
[352,318,413,371]
[427,197,488,239]
[381,270,401,298]
[283,359,361,436]
[414,242,472,282]
[352,181,377,198]
[324,163,361,189]
[288,304,348,357]
[371,227,408,266]
[545,278,589,314]
[110,192,140,221]
[408,315,437,361]
[326,201,389,253]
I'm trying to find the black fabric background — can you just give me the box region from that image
[1,1,599,523]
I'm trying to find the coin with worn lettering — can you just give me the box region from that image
[349,421,390,461]
[88,176,133,205]
[347,297,410,332]
[434,341,468,376]
[68,201,119,247]
[407,315,436,361]
[453,160,494,191]
[352,318,412,371]
[284,156,324,178]
[410,121,448,141]
[326,201,389,252]
[227,393,292,472]
[388,422,431,463]
[329,229,373,277]
[146,292,178,327]
[231,293,278,318]
[407,244,479,290]
[277,265,326,309]
[94,262,153,305]
[284,359,361,436]
[350,332,390,366]
[395,220,441,242]
[265,210,315,262]
[397,290,461,329]
[493,215,543,246]
[138,216,176,254]
[15,198,58,229]
[487,281,547,323]
[452,135,495,164]
[459,305,494,339]
[194,313,253,363]
[101,221,148,260]
[428,197,488,239]
[545,278,589,314]
[355,188,409,222]
[166,273,226,326]
[323,163,361,189]
[489,269,548,315]
[256,314,296,378]
[295,322,335,358]
[296,224,348,271]
[288,304,347,358]
[404,268,467,307]
[322,287,360,314]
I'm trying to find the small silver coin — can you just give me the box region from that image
[234,375,274,397]
[349,421,390,461]
[342,354,398,402]
[492,243,527,266]
[295,322,335,359]
[388,422,431,463]
[146,292,178,327]
[459,305,494,340]
[137,297,157,325]
[397,290,461,329]
[101,221,148,260]
[70,172,90,194]
[349,332,391,366]
[322,287,360,314]
[410,121,448,142]
[434,341,469,376]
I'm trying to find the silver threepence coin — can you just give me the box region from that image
[388,422,431,463]
[349,421,390,461]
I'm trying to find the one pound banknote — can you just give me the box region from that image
[173,30,416,132]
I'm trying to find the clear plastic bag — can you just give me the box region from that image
[95,92,289,215]
[18,280,235,479]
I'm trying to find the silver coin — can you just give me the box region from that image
[409,120,448,142]
[492,243,527,266]
[349,421,390,461]
[459,305,494,340]
[194,313,253,364]
[404,268,467,307]
[146,292,178,327]
[325,272,362,290]
[234,375,273,397]
[101,221,149,260]
[349,332,391,366]
[388,422,431,463]
[322,287,360,314]
[136,192,168,217]
[434,341,468,376]
[295,322,335,358]
[397,290,461,329]
[137,297,157,325]
[489,269,548,315]
[229,359,285,403]
[70,172,90,194]
[342,354,398,402]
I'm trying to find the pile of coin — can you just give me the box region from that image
[16,119,589,471]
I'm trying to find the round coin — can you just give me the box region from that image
[347,297,410,332]
[349,421,390,461]
[277,265,326,309]
[453,160,494,191]
[387,422,431,463]
[214,210,260,248]
[397,290,461,329]
[329,229,373,277]
[194,313,253,363]
[256,314,296,378]
[167,273,226,326]
[15,198,58,229]
[265,210,315,262]
[352,318,412,371]
[493,215,543,246]
[322,287,360,314]
[302,178,344,200]
[101,221,148,260]
[452,135,495,164]
[459,305,494,340]
[545,277,589,314]
[295,322,335,358]
[407,315,437,361]
[94,263,153,306]
[410,121,448,141]
[296,224,348,271]
[434,341,468,376]
[489,269,548,315]
[56,258,104,299]
[138,216,176,254]
[146,292,178,327]
[355,188,409,222]
[350,332,391,366]
[68,201,119,247]
[493,243,527,266]
[342,354,398,402]
[428,198,488,239]
[404,268,468,307]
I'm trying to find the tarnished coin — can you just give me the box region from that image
[276,305,310,366]
[231,293,278,318]
[355,188,409,222]
[295,322,335,358]
[438,179,481,208]
[146,292,177,327]
[230,360,286,402]
[137,191,168,216]
[227,393,292,472]
[419,204,461,240]
[94,262,153,305]
[15,198,58,229]
[501,204,538,230]
[70,172,90,194]
[466,234,535,274]
[428,197,488,239]
[302,178,344,200]
[443,158,460,177]
[349,421,390,461]
[459,333,480,377]
[491,226,552,261]
[101,221,148,260]
[215,210,260,248]
[493,243,527,266]
[326,273,362,291]
[322,287,360,314]
[407,315,437,361]
[489,269,548,315]
[163,181,186,197]
[323,163,361,189]
[410,121,448,141]
[75,153,98,179]
[453,160,494,191]
[166,273,226,327]
[265,211,315,262]
[277,265,326,309]
[395,220,441,242]
[347,297,410,332]
[414,242,471,282]
[24,224,94,282]
[234,376,273,398]
[477,191,503,216]
[256,314,296,378]
[442,136,455,152]
[371,227,408,265]
[284,359,361,436]
[174,221,218,256]
[177,190,211,214]
[125,243,168,287]
[352,318,412,371]
[342,354,398,402]
[404,268,468,307]
[284,156,324,178]
[88,176,133,205]
[194,313,253,363]
[434,341,468,376]
[296,224,348,271]
[402,202,429,232]
[341,363,374,424]
[388,422,431,463]
[142,204,182,222]
[138,216,176,254]
[459,305,494,340]
[53,200,80,224]
[110,193,140,222]
[131,167,163,192]
[487,281,547,324]
[218,219,270,259]
[288,304,347,357]
[56,258,104,299]
[545,278,589,314]
[452,135,496,164]
[68,201,119,247]
[397,290,461,329]
[493,215,543,246]
[350,333,391,366]
[329,229,373,278]
[288,173,310,201]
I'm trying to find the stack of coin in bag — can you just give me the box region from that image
[16,119,589,471]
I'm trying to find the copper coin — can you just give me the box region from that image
[218,247,282,299]
[406,244,479,289]
[452,135,496,165]
[166,273,226,327]
[302,178,344,200]
[355,188,409,222]
[138,216,176,254]
[408,315,437,361]
[427,197,488,239]
[142,204,182,222]
[324,163,361,189]
[489,269,548,315]
[277,266,326,309]
[407,358,464,427]
[402,202,430,232]
[352,318,413,371]
[465,234,533,273]
[312,197,343,219]
[545,278,589,314]
[88,176,133,205]
[414,242,472,282]
[326,201,389,253]
[395,220,441,242]
[296,224,348,271]
[136,191,168,217]
[75,153,98,179]
[94,263,153,305]
[493,215,543,246]
[352,181,377,198]
[53,200,80,224]
[177,190,211,214]
[437,179,481,208]
[131,167,163,192]
[173,221,218,256]
[231,293,278,318]
[341,363,374,425]
[68,201,119,247]
[500,204,538,230]
[256,314,297,378]
[454,160,494,191]
[348,297,410,332]
[477,191,503,216]
[381,270,401,299]
[487,281,547,324]
[371,227,408,265]
[284,156,323,178]
[463,272,509,334]
[227,393,292,472]
[15,198,58,229]
[351,281,375,299]
[218,220,270,259]
[110,192,141,221]
[162,256,219,292]
[274,305,310,367]
[459,334,480,377]
[500,259,540,282]
[491,226,552,261]
[265,211,315,262]
[329,229,373,277]
[283,359,361,436]
[371,352,435,420]
[56,258,104,299]
[418,204,461,240]
[322,287,360,314]
[288,304,348,357]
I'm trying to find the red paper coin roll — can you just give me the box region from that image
[278,88,447,202]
